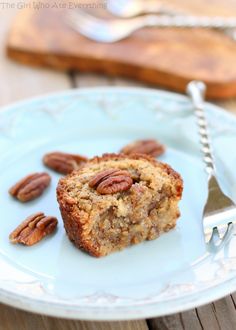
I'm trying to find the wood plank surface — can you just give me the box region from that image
[0,7,236,330]
[7,0,236,99]
[0,303,148,330]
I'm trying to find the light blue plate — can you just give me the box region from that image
[0,87,236,320]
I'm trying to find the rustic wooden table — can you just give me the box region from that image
[1,10,236,330]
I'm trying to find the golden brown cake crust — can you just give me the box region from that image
[57,153,183,257]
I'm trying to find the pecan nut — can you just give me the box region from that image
[120,139,165,157]
[43,152,87,174]
[9,172,51,202]
[9,212,58,246]
[89,168,133,194]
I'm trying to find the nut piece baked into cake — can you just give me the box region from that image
[57,154,183,257]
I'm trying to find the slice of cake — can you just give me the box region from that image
[57,153,183,257]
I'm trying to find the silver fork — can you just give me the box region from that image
[67,10,236,43]
[187,81,235,251]
[107,0,236,39]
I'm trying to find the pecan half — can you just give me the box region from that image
[43,152,87,174]
[9,212,58,246]
[120,139,165,157]
[9,172,51,202]
[89,169,133,195]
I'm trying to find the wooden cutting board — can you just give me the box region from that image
[6,0,236,99]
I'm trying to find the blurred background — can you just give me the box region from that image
[2,0,236,107]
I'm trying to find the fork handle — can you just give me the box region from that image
[143,15,236,29]
[186,81,215,176]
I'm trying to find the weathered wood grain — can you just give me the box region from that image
[230,292,236,307]
[195,303,221,329]
[212,297,236,330]
[148,310,204,330]
[7,1,236,99]
[148,300,236,330]
[0,303,148,330]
